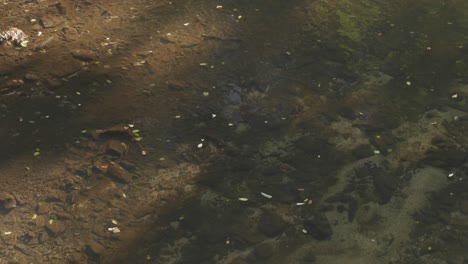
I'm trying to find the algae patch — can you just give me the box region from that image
[335,0,382,42]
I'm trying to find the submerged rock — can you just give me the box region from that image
[258,210,287,237]
[0,192,16,211]
[107,162,133,183]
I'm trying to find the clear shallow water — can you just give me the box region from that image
[0,0,467,263]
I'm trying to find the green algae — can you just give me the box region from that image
[336,10,362,42]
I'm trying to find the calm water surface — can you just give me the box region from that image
[1,0,467,263]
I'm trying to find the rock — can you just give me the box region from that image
[107,162,133,183]
[103,139,128,157]
[0,192,16,211]
[119,160,136,170]
[302,210,332,240]
[257,210,287,237]
[39,16,65,28]
[71,49,97,61]
[93,125,133,139]
[160,35,176,44]
[24,73,41,82]
[45,220,66,236]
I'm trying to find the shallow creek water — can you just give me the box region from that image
[0,0,467,263]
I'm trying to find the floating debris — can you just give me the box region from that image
[448,172,455,180]
[0,27,28,47]
[238,197,249,202]
[33,149,40,157]
[260,192,272,199]
[4,231,12,235]
[107,227,121,234]
[296,202,305,206]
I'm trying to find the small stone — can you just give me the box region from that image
[258,210,287,237]
[103,139,128,157]
[107,162,133,183]
[71,49,97,61]
[302,212,332,240]
[119,160,136,170]
[45,220,66,237]
[0,192,16,211]
[24,73,41,81]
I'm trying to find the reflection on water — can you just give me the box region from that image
[0,0,467,263]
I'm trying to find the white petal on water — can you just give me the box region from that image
[260,192,272,199]
[238,197,249,202]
